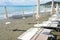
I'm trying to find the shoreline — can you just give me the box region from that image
[0,11,51,20]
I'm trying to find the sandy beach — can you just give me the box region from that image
[0,13,51,40]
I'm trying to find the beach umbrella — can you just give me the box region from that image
[22,8,25,19]
[51,0,54,15]
[36,0,40,24]
[4,6,11,24]
[56,3,59,14]
[5,6,8,20]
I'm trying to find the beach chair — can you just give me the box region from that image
[36,34,52,40]
[17,28,42,40]
[31,29,53,40]
[41,29,52,34]
[34,21,58,28]
[49,16,60,22]
[34,21,52,28]
[52,14,60,17]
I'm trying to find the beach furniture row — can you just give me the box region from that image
[17,28,53,40]
[17,13,60,40]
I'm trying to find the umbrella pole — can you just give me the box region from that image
[56,3,59,14]
[22,8,25,19]
[5,6,11,25]
[51,0,54,15]
[36,0,40,24]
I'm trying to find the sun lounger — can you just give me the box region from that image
[18,27,53,40]
[34,34,49,40]
[17,28,42,40]
[34,24,43,27]
[34,21,58,28]
[41,29,52,34]
[52,14,57,17]
[44,21,58,27]
[49,18,60,22]
[31,29,52,40]
[49,17,57,21]
[48,17,60,22]
[34,21,52,28]
[52,14,60,17]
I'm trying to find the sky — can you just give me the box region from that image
[0,0,60,6]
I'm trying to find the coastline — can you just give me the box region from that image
[0,9,51,20]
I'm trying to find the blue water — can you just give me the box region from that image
[0,6,44,19]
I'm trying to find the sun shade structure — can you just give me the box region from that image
[4,6,11,24]
[36,0,40,24]
[56,3,59,14]
[5,6,9,20]
[22,8,25,19]
[51,0,54,15]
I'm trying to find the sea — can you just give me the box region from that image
[0,5,46,19]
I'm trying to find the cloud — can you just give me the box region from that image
[23,0,37,5]
[41,0,51,4]
[8,0,24,5]
[8,0,37,5]
[0,0,6,5]
[0,0,60,6]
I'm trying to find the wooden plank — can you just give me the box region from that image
[36,34,48,40]
[17,28,40,40]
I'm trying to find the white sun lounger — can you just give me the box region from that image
[41,29,52,34]
[36,29,53,40]
[33,29,52,40]
[34,21,58,28]
[17,28,43,40]
[42,21,51,23]
[30,29,52,40]
[52,14,58,17]
[49,17,57,20]
[42,22,58,27]
[41,21,58,26]
[52,14,60,17]
[34,21,52,27]
[35,34,49,40]
[49,18,60,22]
[44,21,58,27]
